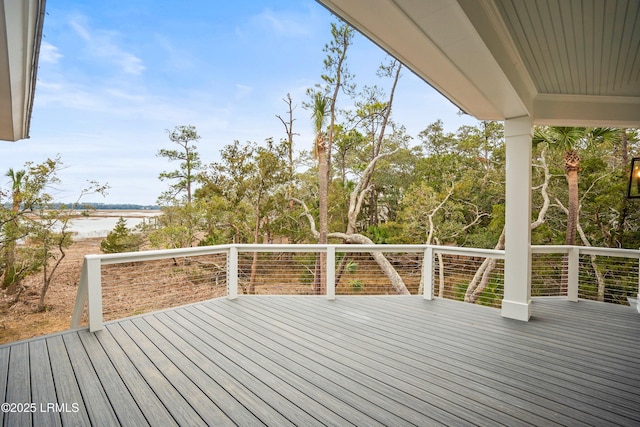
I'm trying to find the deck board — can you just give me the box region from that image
[92,328,177,426]
[106,323,206,426]
[202,299,514,426]
[279,297,638,406]
[0,296,638,427]
[160,307,346,426]
[5,343,30,427]
[228,297,574,426]
[0,348,9,420]
[173,305,416,426]
[46,336,92,426]
[76,330,149,426]
[62,333,120,426]
[28,340,61,427]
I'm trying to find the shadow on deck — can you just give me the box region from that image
[1,296,639,426]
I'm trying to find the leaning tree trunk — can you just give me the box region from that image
[564,150,580,246]
[328,232,410,295]
[464,229,505,303]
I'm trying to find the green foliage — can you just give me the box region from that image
[0,157,108,308]
[349,279,364,291]
[157,125,203,205]
[100,217,142,253]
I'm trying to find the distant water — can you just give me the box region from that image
[67,210,162,239]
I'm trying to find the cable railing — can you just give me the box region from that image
[70,244,639,332]
[531,246,640,306]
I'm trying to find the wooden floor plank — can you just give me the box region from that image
[188,302,476,426]
[0,296,637,427]
[152,310,313,427]
[62,333,120,426]
[242,296,639,426]
[159,308,347,427]
[95,328,178,427]
[28,340,61,427]
[295,296,640,402]
[117,320,235,427]
[45,336,91,426]
[139,314,295,427]
[131,316,264,426]
[172,306,401,427]
[0,347,10,408]
[216,297,554,426]
[204,300,490,425]
[76,330,149,426]
[336,297,640,423]
[4,343,31,427]
[106,323,207,427]
[243,297,559,426]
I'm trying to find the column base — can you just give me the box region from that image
[501,299,531,321]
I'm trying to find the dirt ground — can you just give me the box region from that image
[0,238,102,345]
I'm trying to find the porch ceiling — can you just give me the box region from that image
[317,0,640,128]
[0,0,46,142]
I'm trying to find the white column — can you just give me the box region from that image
[501,116,533,321]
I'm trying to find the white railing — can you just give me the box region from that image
[531,246,640,309]
[70,244,639,332]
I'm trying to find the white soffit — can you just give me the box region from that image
[0,0,46,142]
[317,0,640,128]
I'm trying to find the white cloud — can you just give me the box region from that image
[234,84,253,99]
[69,15,146,76]
[239,8,315,39]
[39,41,63,64]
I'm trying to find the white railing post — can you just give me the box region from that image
[422,247,434,300]
[85,255,103,332]
[228,246,238,300]
[567,247,579,302]
[70,259,89,329]
[326,245,336,300]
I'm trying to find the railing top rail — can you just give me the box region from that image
[429,246,505,258]
[94,245,233,265]
[87,243,508,266]
[232,243,428,253]
[578,246,640,259]
[531,245,570,254]
[84,243,638,266]
[531,245,640,259]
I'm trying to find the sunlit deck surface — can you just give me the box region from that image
[1,296,639,426]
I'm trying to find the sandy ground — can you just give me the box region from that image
[0,238,102,345]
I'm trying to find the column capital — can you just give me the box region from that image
[505,115,533,138]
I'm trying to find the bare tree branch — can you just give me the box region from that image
[290,197,319,239]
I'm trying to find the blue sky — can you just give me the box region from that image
[1,0,479,205]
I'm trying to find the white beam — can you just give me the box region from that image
[0,0,45,141]
[502,116,532,321]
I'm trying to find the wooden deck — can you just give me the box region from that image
[1,296,639,426]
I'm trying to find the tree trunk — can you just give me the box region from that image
[2,196,21,290]
[464,229,505,303]
[317,145,328,295]
[328,232,410,295]
[564,150,580,246]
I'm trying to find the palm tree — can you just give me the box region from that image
[311,92,329,246]
[311,93,329,294]
[3,168,26,290]
[533,126,618,245]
